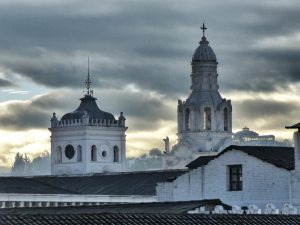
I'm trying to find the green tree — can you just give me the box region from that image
[30,151,50,175]
[11,152,29,176]
[149,148,163,158]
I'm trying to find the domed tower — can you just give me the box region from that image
[49,67,127,175]
[177,24,232,152]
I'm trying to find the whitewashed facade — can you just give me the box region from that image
[291,131,300,208]
[49,75,127,175]
[157,149,292,208]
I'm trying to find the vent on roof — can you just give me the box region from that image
[282,203,298,215]
[247,205,262,214]
[263,203,279,214]
[212,205,226,214]
[228,205,243,214]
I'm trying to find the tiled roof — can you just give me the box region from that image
[0,213,300,225]
[0,170,187,195]
[187,145,294,170]
[286,122,300,130]
[186,155,216,169]
[0,200,229,215]
[61,94,115,121]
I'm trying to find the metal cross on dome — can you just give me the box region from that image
[200,22,207,37]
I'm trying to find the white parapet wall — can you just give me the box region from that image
[0,193,157,203]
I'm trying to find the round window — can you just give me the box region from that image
[65,144,75,159]
[101,151,107,158]
[98,144,109,159]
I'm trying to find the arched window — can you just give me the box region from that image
[185,108,190,131]
[224,108,228,131]
[204,107,211,130]
[91,145,97,162]
[56,146,62,164]
[77,145,82,162]
[113,146,119,162]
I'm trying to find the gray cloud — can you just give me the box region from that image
[0,100,56,130]
[0,78,13,87]
[6,0,300,94]
[0,91,77,130]
[89,88,176,131]
[0,88,175,131]
[220,48,300,92]
[5,60,83,88]
[0,155,9,165]
[233,99,300,131]
[0,0,299,139]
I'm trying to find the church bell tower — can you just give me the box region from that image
[49,63,127,175]
[176,24,232,152]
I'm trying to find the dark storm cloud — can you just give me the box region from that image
[0,1,299,116]
[233,99,300,131]
[0,0,193,93]
[220,48,300,92]
[0,102,49,130]
[0,78,13,87]
[0,87,175,131]
[5,60,83,88]
[0,92,76,130]
[95,64,188,96]
[234,99,296,118]
[92,88,176,130]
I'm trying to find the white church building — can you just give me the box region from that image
[49,72,127,175]
[1,25,300,213]
[175,23,232,155]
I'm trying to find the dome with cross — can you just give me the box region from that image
[192,23,217,62]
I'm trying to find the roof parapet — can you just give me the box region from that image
[51,118,124,128]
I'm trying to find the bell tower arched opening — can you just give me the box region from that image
[185,108,190,131]
[224,108,228,131]
[56,146,62,164]
[91,145,97,162]
[113,146,119,162]
[204,107,211,130]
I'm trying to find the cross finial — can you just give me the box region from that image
[88,56,90,76]
[85,57,92,96]
[200,22,207,37]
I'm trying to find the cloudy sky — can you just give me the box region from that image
[0,0,299,167]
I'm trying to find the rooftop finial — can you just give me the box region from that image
[200,22,207,37]
[85,56,93,96]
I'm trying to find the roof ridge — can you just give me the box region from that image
[187,145,294,170]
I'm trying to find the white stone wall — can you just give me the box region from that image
[157,168,203,201]
[204,150,290,208]
[0,193,156,203]
[157,150,291,208]
[290,132,300,209]
[50,125,126,175]
[177,131,231,152]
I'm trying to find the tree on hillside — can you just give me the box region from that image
[126,148,164,171]
[10,151,51,176]
[30,151,50,175]
[11,152,30,176]
[149,148,163,158]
